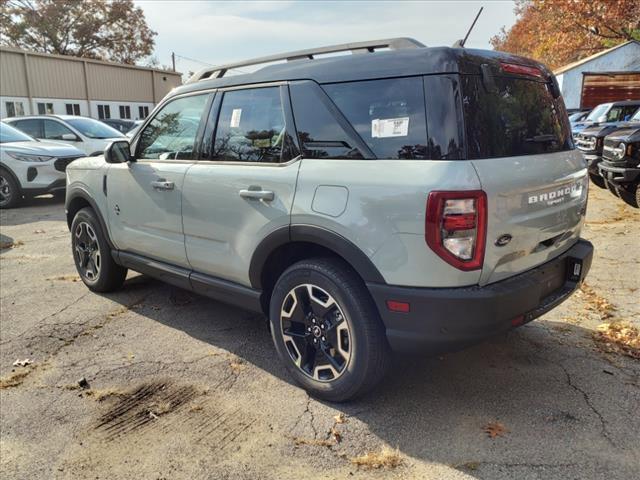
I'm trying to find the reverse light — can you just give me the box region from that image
[426,191,487,271]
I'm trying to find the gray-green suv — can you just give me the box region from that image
[65,38,593,401]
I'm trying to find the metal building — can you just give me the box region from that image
[554,40,640,110]
[0,46,182,120]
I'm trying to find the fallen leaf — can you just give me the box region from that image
[351,446,402,470]
[330,426,342,443]
[483,421,508,438]
[333,413,347,424]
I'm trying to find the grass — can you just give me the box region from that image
[350,446,403,470]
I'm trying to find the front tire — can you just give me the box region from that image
[589,172,606,189]
[71,207,127,292]
[269,258,390,402]
[619,183,640,209]
[0,169,21,209]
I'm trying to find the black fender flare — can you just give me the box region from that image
[65,186,114,250]
[249,224,386,289]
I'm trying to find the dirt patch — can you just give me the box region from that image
[350,446,403,470]
[95,381,198,440]
[0,239,24,250]
[46,275,80,282]
[0,367,32,389]
[593,322,640,359]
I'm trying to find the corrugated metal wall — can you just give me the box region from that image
[0,47,182,103]
[27,55,87,99]
[0,50,29,96]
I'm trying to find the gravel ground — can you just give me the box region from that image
[1,186,638,480]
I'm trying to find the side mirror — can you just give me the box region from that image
[597,115,607,123]
[62,133,79,141]
[105,140,133,164]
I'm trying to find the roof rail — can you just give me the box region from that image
[185,37,425,84]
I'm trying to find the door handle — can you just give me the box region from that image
[239,187,274,201]
[151,179,175,191]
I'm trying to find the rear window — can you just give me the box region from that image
[323,77,427,159]
[462,75,572,159]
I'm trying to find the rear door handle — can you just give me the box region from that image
[151,179,175,191]
[239,187,274,201]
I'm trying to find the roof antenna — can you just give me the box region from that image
[453,6,483,48]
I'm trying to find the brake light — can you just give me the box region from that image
[425,191,487,271]
[500,62,543,78]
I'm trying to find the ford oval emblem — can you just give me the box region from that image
[495,234,512,247]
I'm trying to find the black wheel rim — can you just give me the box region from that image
[280,284,351,382]
[0,175,12,207]
[73,221,101,281]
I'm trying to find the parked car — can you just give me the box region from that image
[575,108,640,188]
[0,122,84,209]
[599,123,640,208]
[101,119,138,134]
[4,115,124,156]
[568,109,591,125]
[65,38,593,401]
[571,100,640,137]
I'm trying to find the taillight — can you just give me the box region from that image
[425,191,487,271]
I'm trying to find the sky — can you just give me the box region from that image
[134,0,518,76]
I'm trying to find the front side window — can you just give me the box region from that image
[605,105,639,123]
[323,77,428,159]
[138,94,208,160]
[43,120,75,140]
[213,87,296,163]
[12,119,42,138]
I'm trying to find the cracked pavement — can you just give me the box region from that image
[1,187,639,479]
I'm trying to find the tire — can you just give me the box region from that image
[0,169,21,209]
[269,257,390,402]
[589,172,606,189]
[71,207,127,292]
[619,183,640,209]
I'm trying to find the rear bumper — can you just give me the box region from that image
[598,162,640,185]
[368,239,593,354]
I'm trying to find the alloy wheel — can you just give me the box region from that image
[280,284,352,381]
[73,222,101,281]
[0,175,12,207]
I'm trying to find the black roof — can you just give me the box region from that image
[171,46,551,99]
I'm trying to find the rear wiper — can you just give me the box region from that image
[525,134,557,143]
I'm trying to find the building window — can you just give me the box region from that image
[119,105,131,119]
[138,106,149,119]
[37,102,54,115]
[98,104,111,120]
[5,101,25,117]
[65,103,81,115]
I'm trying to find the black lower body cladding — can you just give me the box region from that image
[368,239,594,354]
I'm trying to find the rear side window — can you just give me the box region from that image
[605,105,638,122]
[462,75,572,159]
[11,119,42,138]
[213,87,297,163]
[323,77,427,159]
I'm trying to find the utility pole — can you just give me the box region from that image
[171,52,176,72]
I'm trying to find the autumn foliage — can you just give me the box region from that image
[491,0,640,70]
[0,0,156,64]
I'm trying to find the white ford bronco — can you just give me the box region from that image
[66,38,593,401]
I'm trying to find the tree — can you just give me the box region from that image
[0,0,156,64]
[491,0,640,70]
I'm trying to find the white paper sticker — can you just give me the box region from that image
[230,108,242,128]
[371,117,410,138]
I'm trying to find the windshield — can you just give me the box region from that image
[0,122,35,143]
[66,118,124,139]
[568,111,587,122]
[628,108,640,122]
[585,104,610,121]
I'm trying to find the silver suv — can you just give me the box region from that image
[65,39,593,401]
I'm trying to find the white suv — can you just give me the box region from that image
[0,123,85,208]
[5,115,124,156]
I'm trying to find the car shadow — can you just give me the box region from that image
[102,274,634,477]
[0,194,66,226]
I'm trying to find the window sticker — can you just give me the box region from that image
[230,108,242,128]
[371,117,410,138]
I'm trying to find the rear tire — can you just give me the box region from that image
[589,172,606,189]
[0,169,21,209]
[269,258,390,402]
[71,207,127,292]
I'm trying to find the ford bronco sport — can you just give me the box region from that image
[599,121,640,208]
[65,38,593,401]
